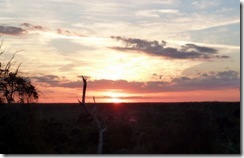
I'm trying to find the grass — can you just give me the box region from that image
[0,102,240,154]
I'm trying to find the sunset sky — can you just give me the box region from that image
[0,0,240,103]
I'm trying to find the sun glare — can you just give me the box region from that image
[102,90,127,103]
[111,97,122,103]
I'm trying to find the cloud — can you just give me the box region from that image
[136,9,179,18]
[31,70,239,93]
[136,0,176,5]
[21,23,85,37]
[0,25,25,35]
[192,0,220,9]
[32,75,60,86]
[169,70,239,91]
[110,36,228,60]
[56,28,85,37]
[0,23,85,37]
[49,38,90,55]
[21,23,47,31]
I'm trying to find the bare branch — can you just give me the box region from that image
[78,75,108,154]
[14,63,22,75]
[4,50,23,72]
[93,96,96,103]
[0,38,6,56]
[78,99,92,116]
[102,127,107,132]
[81,75,87,105]
[92,96,97,113]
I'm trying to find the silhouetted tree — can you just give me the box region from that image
[0,38,39,103]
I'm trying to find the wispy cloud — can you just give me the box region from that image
[136,0,176,5]
[21,23,86,37]
[136,9,179,18]
[192,0,220,9]
[21,23,47,31]
[55,28,85,37]
[110,36,229,60]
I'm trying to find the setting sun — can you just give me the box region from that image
[110,96,122,103]
[101,90,126,103]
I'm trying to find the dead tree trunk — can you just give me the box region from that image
[78,76,107,154]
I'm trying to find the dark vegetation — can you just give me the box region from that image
[0,39,39,104]
[0,102,240,154]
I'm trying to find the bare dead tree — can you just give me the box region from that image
[78,76,107,154]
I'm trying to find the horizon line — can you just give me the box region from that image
[3,101,240,104]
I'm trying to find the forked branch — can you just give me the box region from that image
[78,75,107,154]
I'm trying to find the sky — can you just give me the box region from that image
[0,0,240,103]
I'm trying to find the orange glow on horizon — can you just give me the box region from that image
[37,86,240,103]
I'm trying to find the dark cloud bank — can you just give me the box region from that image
[32,70,239,93]
[110,36,229,60]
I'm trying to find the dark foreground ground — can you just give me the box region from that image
[0,102,240,154]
